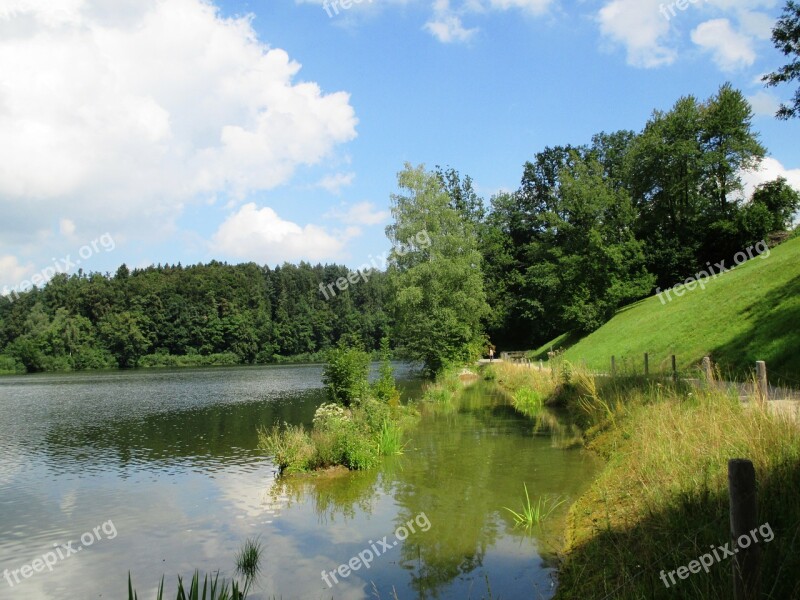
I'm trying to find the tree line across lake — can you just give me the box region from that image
[1,84,798,374]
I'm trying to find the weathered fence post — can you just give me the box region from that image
[755,361,768,405]
[702,356,713,382]
[611,355,616,377]
[671,355,678,383]
[644,353,649,376]
[728,459,761,600]
[539,360,543,372]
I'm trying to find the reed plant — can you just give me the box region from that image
[503,483,566,530]
[127,538,263,599]
[511,386,544,418]
[376,419,404,456]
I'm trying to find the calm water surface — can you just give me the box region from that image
[0,365,598,599]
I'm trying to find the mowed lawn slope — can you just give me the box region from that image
[558,236,800,383]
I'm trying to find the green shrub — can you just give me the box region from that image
[0,354,24,374]
[355,398,391,432]
[372,337,400,404]
[138,352,240,368]
[322,343,370,407]
[260,352,416,475]
[335,420,378,470]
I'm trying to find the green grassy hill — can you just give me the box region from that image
[535,236,800,384]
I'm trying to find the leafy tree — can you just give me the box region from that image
[0,259,394,372]
[98,311,152,368]
[435,166,486,226]
[7,338,46,373]
[322,337,371,407]
[590,130,637,191]
[750,177,800,231]
[627,86,766,285]
[552,154,654,331]
[763,1,800,119]
[736,177,800,247]
[626,95,706,285]
[386,164,489,376]
[699,83,765,211]
[479,192,521,341]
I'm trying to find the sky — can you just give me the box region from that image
[1,0,799,293]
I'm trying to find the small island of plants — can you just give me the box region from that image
[258,337,419,475]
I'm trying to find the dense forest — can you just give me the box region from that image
[1,84,798,373]
[0,262,390,373]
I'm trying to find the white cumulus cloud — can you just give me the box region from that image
[747,90,782,117]
[596,0,776,71]
[742,157,800,200]
[691,18,756,71]
[425,0,479,43]
[211,203,355,264]
[0,0,358,238]
[598,0,675,68]
[487,0,552,14]
[326,201,390,225]
[316,172,356,194]
[0,255,34,291]
[423,0,555,43]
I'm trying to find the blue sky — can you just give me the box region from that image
[1,0,798,293]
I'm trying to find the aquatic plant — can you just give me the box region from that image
[127,571,248,600]
[503,484,565,529]
[511,386,544,417]
[127,538,262,599]
[234,537,263,582]
[376,419,404,456]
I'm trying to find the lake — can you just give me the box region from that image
[0,364,599,599]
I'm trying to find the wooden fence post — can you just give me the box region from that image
[611,355,616,377]
[671,355,678,383]
[539,360,543,372]
[644,353,649,376]
[728,459,761,600]
[756,361,768,405]
[702,356,713,382]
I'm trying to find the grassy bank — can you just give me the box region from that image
[530,236,800,384]
[487,362,800,599]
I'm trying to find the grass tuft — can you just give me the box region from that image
[503,483,566,530]
[234,537,263,582]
